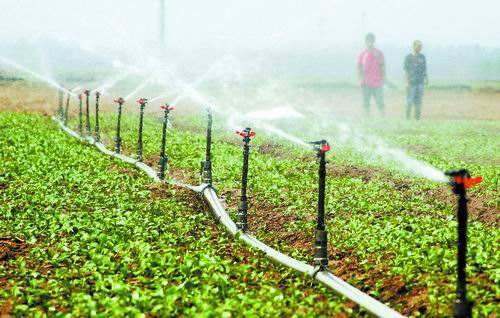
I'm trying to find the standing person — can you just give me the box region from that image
[404,40,428,120]
[358,33,386,116]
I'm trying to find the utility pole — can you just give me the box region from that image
[160,0,166,50]
[361,11,367,35]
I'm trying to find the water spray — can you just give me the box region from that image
[64,92,70,126]
[113,97,125,154]
[0,56,75,96]
[201,107,214,186]
[310,140,331,271]
[158,103,175,180]
[124,78,151,102]
[445,169,483,318]
[94,92,101,142]
[136,98,148,162]
[94,72,130,95]
[84,90,91,136]
[235,128,255,232]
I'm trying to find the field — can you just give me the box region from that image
[0,80,499,317]
[0,112,362,317]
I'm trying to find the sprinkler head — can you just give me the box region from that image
[84,89,90,96]
[445,169,483,190]
[445,169,469,178]
[95,91,100,98]
[309,140,331,154]
[136,98,148,105]
[78,94,83,100]
[236,128,255,140]
[160,104,175,111]
[114,97,125,105]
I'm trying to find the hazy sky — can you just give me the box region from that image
[1,0,499,51]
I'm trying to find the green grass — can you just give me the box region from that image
[0,112,360,317]
[65,108,499,317]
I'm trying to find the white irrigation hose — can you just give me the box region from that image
[202,186,403,317]
[52,117,405,318]
[57,121,84,141]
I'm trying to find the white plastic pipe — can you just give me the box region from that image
[202,186,403,318]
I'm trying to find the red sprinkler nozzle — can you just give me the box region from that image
[453,175,483,189]
[236,130,255,139]
[445,169,483,189]
[320,143,331,153]
[78,94,83,100]
[160,104,175,111]
[136,98,148,105]
[310,140,331,154]
[114,97,125,105]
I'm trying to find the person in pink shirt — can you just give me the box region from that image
[358,33,386,115]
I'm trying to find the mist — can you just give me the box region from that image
[0,0,498,181]
[1,0,500,82]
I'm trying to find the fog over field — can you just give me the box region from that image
[0,0,499,82]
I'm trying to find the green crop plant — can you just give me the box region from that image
[2,98,497,317]
[61,106,499,317]
[0,112,362,317]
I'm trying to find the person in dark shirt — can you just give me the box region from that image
[404,40,428,120]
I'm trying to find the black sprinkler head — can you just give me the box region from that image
[445,169,470,179]
[445,169,482,195]
[309,140,331,154]
[114,97,125,105]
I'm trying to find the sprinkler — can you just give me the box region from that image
[200,107,213,186]
[78,94,83,135]
[445,169,482,318]
[84,89,91,136]
[57,89,64,119]
[309,139,331,271]
[235,128,255,232]
[64,92,70,126]
[158,103,174,180]
[94,91,101,142]
[136,98,148,162]
[114,97,125,154]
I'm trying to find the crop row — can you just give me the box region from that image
[60,104,499,317]
[0,112,364,317]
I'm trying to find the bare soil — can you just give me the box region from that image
[297,87,500,120]
[0,237,26,263]
[217,184,434,315]
[0,298,13,318]
[2,80,500,120]
[425,186,500,225]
